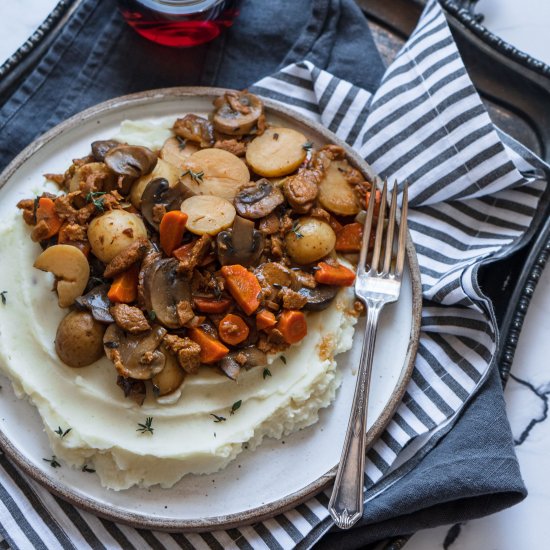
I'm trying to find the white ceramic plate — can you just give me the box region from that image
[0,88,421,531]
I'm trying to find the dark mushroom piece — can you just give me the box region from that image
[104,145,157,178]
[217,215,264,267]
[213,91,264,136]
[75,284,114,323]
[219,347,267,380]
[117,375,146,406]
[234,179,284,220]
[91,140,120,162]
[103,324,167,379]
[140,177,195,230]
[298,284,339,311]
[141,258,191,329]
[173,114,214,148]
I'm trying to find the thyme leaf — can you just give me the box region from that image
[280,355,287,365]
[43,456,61,468]
[302,141,313,151]
[263,368,272,379]
[85,191,106,213]
[230,400,242,415]
[137,416,154,435]
[176,136,187,150]
[210,414,226,423]
[181,169,204,185]
[291,221,303,239]
[0,291,7,306]
[82,464,95,473]
[55,427,72,438]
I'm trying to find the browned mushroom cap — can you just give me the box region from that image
[173,114,214,148]
[116,375,146,406]
[75,284,114,323]
[219,347,267,380]
[234,179,284,219]
[141,258,191,328]
[141,177,195,230]
[298,284,339,311]
[104,145,158,179]
[217,215,265,267]
[91,140,120,162]
[104,324,167,379]
[213,91,264,136]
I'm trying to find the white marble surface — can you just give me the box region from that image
[1,2,550,549]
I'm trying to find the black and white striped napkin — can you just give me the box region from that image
[0,1,547,548]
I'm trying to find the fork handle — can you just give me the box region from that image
[329,300,382,529]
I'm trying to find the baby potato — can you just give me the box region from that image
[318,160,360,216]
[181,148,249,201]
[285,217,336,265]
[181,195,236,236]
[159,136,199,169]
[88,210,147,263]
[152,347,185,397]
[129,158,182,209]
[55,310,106,368]
[246,127,307,177]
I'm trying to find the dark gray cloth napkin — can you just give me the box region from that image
[0,0,535,548]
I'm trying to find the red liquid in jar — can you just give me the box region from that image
[118,0,241,48]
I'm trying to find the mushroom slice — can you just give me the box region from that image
[75,284,114,323]
[141,258,191,329]
[103,323,167,380]
[219,347,267,380]
[34,244,90,308]
[91,140,120,162]
[217,215,265,266]
[141,177,194,229]
[104,145,158,179]
[116,375,146,406]
[234,179,284,219]
[212,91,264,136]
[298,284,339,311]
[152,344,186,397]
[173,114,214,148]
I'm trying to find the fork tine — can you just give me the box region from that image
[370,178,387,272]
[383,180,398,274]
[357,179,378,274]
[395,181,408,278]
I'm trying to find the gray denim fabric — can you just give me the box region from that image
[0,0,525,545]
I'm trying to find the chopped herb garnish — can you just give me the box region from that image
[55,427,72,438]
[273,132,279,141]
[230,400,242,415]
[291,222,303,239]
[176,136,187,150]
[302,141,313,151]
[82,464,95,473]
[33,197,40,224]
[182,169,204,185]
[0,291,7,306]
[263,368,272,379]
[210,413,226,423]
[148,310,157,322]
[86,191,106,212]
[43,456,61,468]
[280,355,287,365]
[137,416,154,435]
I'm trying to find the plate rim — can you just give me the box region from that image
[0,86,422,531]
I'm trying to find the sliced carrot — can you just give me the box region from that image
[218,314,250,346]
[36,197,62,239]
[188,327,229,364]
[314,261,356,286]
[107,264,140,303]
[277,310,307,344]
[172,241,195,261]
[193,297,232,313]
[256,309,277,331]
[335,222,363,253]
[365,189,382,219]
[221,264,262,315]
[159,210,188,256]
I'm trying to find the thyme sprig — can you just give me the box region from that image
[182,169,204,185]
[55,427,72,439]
[0,291,7,306]
[137,417,154,435]
[86,191,106,213]
[210,414,226,423]
[43,456,61,468]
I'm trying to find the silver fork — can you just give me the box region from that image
[328,179,409,529]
